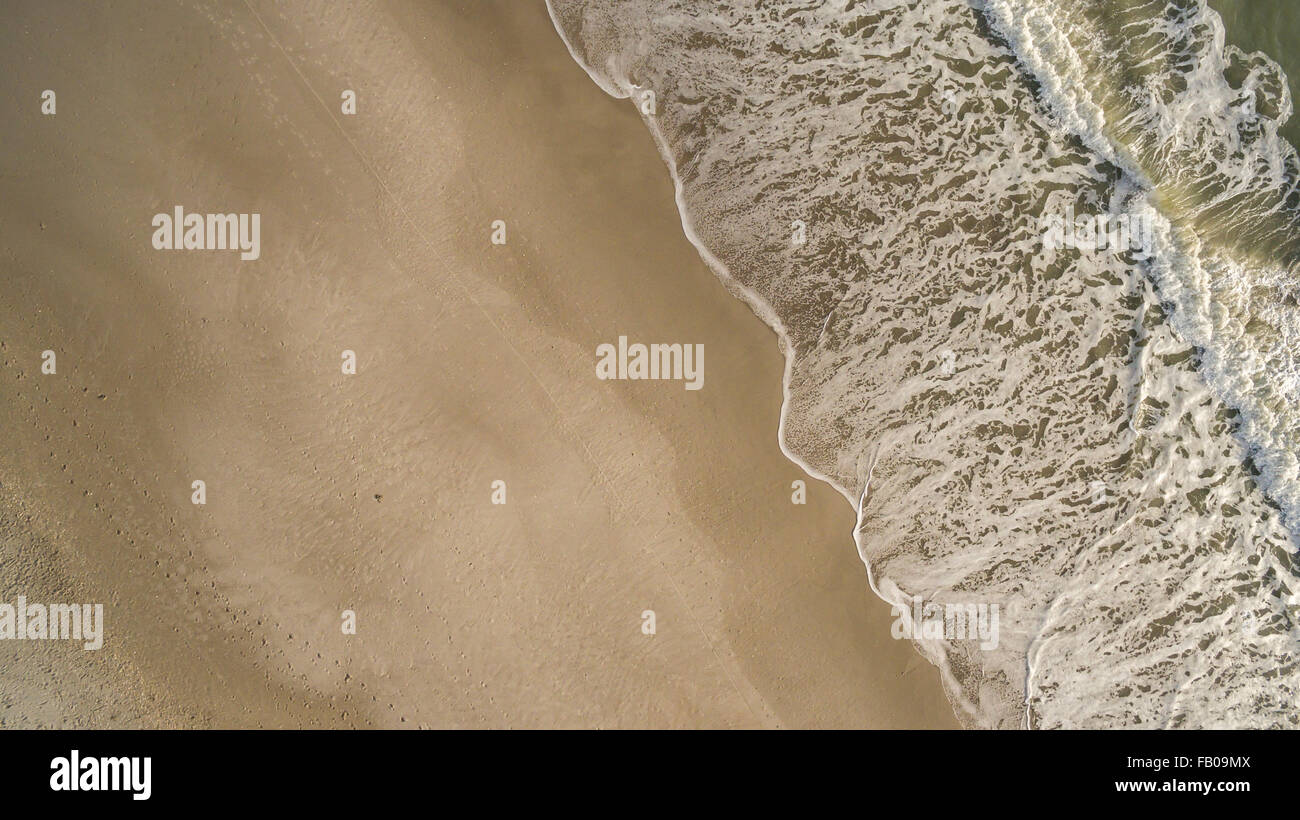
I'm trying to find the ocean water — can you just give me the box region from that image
[1209,0,1300,148]
[547,0,1300,728]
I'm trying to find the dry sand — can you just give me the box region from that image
[0,0,958,728]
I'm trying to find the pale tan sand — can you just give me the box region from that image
[0,0,958,728]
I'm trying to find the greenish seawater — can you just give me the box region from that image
[1208,0,1300,148]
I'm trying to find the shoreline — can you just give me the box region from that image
[545,0,973,725]
[0,0,960,728]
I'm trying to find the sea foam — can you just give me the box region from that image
[548,0,1300,728]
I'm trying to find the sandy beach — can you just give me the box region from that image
[0,0,957,728]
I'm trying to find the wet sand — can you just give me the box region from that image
[0,0,958,728]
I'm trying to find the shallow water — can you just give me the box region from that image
[548,0,1300,728]
[1210,0,1300,147]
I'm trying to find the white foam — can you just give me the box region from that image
[546,0,1300,728]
